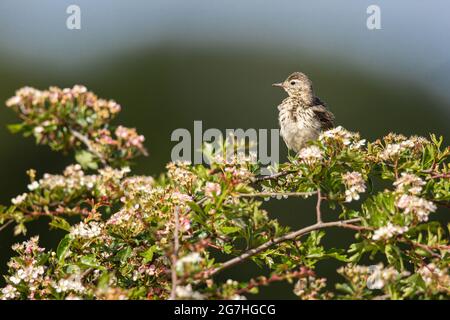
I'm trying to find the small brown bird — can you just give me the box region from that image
[273,72,335,153]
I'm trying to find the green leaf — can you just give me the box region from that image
[140,245,157,263]
[7,123,24,134]
[223,243,233,254]
[49,216,72,232]
[75,150,98,170]
[97,272,111,289]
[323,249,349,262]
[220,226,241,235]
[115,247,132,263]
[188,202,207,223]
[385,244,404,271]
[56,235,72,262]
[336,283,354,295]
[80,254,104,270]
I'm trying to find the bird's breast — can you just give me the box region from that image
[278,104,320,152]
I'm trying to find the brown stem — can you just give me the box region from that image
[237,191,316,199]
[253,171,292,182]
[316,189,322,224]
[0,220,13,233]
[70,129,107,166]
[401,237,449,258]
[207,217,362,277]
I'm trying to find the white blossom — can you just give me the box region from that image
[70,221,103,239]
[231,294,247,300]
[175,252,202,273]
[8,264,45,286]
[175,284,204,300]
[352,139,366,149]
[27,181,40,191]
[11,193,27,205]
[417,263,449,287]
[204,182,221,198]
[319,126,354,145]
[54,277,86,294]
[372,223,408,241]
[395,194,437,222]
[33,126,44,134]
[366,264,409,290]
[342,171,366,202]
[171,191,192,203]
[393,173,425,195]
[1,285,19,300]
[298,145,323,164]
[380,140,415,160]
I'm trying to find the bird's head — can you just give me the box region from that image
[272,72,314,99]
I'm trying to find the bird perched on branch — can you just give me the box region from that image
[273,72,335,153]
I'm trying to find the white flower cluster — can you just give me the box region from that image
[70,221,103,239]
[342,171,366,202]
[393,173,425,195]
[166,161,197,188]
[230,294,247,300]
[366,264,409,290]
[380,140,415,160]
[120,176,155,202]
[319,126,353,145]
[96,166,130,197]
[395,194,437,222]
[293,276,327,300]
[27,181,40,191]
[170,191,193,209]
[372,222,408,241]
[54,276,86,294]
[204,182,221,198]
[11,193,27,205]
[107,208,134,226]
[298,145,323,164]
[1,285,19,300]
[417,263,450,288]
[11,236,45,253]
[208,143,257,166]
[9,264,45,285]
[106,208,146,235]
[175,252,203,273]
[224,166,252,181]
[30,164,97,193]
[175,284,204,300]
[319,126,365,149]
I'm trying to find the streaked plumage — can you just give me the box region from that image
[273,72,335,153]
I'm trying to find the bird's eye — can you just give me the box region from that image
[290,81,296,85]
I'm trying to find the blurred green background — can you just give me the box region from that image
[0,0,449,298]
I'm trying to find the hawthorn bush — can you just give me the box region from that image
[0,86,449,300]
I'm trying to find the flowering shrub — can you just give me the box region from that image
[1,86,449,300]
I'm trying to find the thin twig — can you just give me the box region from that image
[236,191,317,199]
[426,172,450,180]
[169,207,180,300]
[207,217,362,277]
[401,237,449,258]
[316,189,322,224]
[253,171,292,182]
[70,129,107,166]
[0,220,13,233]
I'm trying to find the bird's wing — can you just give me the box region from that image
[310,97,335,130]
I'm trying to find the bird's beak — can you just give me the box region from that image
[272,82,283,88]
